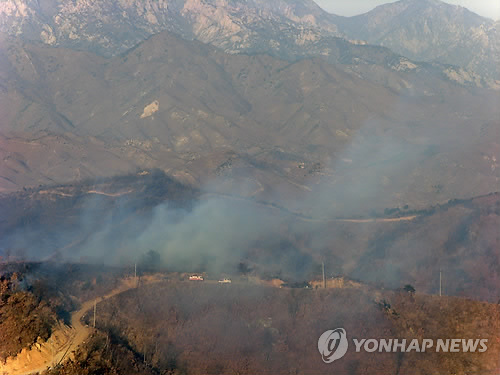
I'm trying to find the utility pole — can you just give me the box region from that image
[322,262,326,288]
[439,269,442,297]
[135,262,138,287]
[93,299,97,328]
[154,339,158,361]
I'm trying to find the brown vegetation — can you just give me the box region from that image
[82,281,500,375]
[0,272,56,362]
[0,262,129,363]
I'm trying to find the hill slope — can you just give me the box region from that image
[75,281,500,375]
[1,31,499,211]
[1,172,499,303]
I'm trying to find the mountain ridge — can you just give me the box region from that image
[0,0,498,84]
[1,29,499,214]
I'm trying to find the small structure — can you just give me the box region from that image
[189,275,204,281]
[310,277,363,290]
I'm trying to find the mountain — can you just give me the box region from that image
[0,0,340,56]
[0,3,499,371]
[336,0,500,80]
[0,30,499,213]
[0,0,499,208]
[0,0,496,88]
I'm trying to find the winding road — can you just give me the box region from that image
[0,276,160,375]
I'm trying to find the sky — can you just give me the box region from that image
[314,0,500,20]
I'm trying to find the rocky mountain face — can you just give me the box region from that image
[0,0,497,87]
[335,0,500,80]
[0,0,339,55]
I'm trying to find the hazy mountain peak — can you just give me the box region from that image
[336,0,499,79]
[359,0,487,24]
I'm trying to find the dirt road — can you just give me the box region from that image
[0,276,160,375]
[201,192,419,223]
[335,215,418,223]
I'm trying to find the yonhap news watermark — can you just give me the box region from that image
[318,328,488,363]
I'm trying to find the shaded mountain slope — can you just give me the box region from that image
[1,171,499,303]
[1,31,499,211]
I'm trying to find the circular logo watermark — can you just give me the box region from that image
[318,328,349,363]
